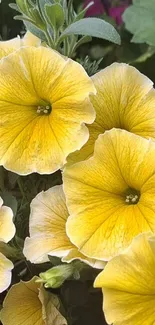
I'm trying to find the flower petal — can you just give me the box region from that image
[62,248,106,269]
[39,284,67,325]
[94,232,155,325]
[68,62,155,164]
[0,31,40,60]
[63,129,155,260]
[0,37,21,59]
[23,185,73,263]
[0,252,13,293]
[0,47,95,174]
[0,199,15,243]
[23,185,104,268]
[22,31,41,47]
[0,276,67,325]
[0,277,44,325]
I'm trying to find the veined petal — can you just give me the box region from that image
[0,253,13,293]
[0,31,40,60]
[0,276,67,325]
[63,129,155,260]
[23,185,73,263]
[0,37,21,60]
[23,185,104,268]
[0,47,95,174]
[0,277,43,325]
[68,62,155,164]
[62,248,106,269]
[0,197,15,243]
[94,232,155,325]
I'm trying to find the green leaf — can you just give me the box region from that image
[9,3,19,11]
[45,3,64,29]
[24,20,46,40]
[123,0,155,46]
[29,7,45,27]
[61,18,121,45]
[14,15,34,23]
[16,0,30,15]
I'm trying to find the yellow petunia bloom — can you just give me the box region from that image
[0,46,95,175]
[0,276,67,325]
[63,128,155,260]
[0,253,13,293]
[0,31,40,59]
[0,197,15,292]
[94,232,155,325]
[68,63,155,164]
[23,185,105,269]
[0,197,15,243]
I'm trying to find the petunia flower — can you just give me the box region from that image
[84,0,105,16]
[94,232,155,325]
[0,31,41,59]
[23,185,105,269]
[0,46,95,175]
[0,197,15,293]
[0,276,67,325]
[0,253,13,294]
[68,63,155,164]
[63,128,155,261]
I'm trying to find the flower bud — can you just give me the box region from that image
[37,264,75,289]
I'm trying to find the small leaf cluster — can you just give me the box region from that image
[9,0,121,57]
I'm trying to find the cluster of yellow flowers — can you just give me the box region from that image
[1,31,155,324]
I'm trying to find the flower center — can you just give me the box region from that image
[124,188,140,205]
[37,104,52,115]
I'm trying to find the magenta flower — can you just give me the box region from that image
[109,5,128,25]
[84,0,105,16]
[84,0,131,25]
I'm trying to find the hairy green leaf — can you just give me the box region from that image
[61,18,121,45]
[123,0,155,46]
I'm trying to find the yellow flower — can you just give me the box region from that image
[63,128,155,260]
[0,46,95,175]
[0,197,15,292]
[0,276,67,325]
[68,63,155,164]
[94,232,155,325]
[23,185,105,269]
[0,31,40,59]
[0,197,15,243]
[0,253,13,293]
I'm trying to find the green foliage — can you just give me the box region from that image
[123,0,155,46]
[10,0,121,56]
[45,3,64,30]
[60,17,121,45]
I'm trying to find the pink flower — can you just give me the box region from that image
[84,0,131,25]
[84,0,105,16]
[109,5,128,25]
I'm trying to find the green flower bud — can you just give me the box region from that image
[37,264,75,289]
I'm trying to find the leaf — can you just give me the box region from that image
[61,18,121,45]
[123,0,155,46]
[24,20,47,41]
[9,3,19,11]
[45,3,64,29]
[16,0,29,15]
